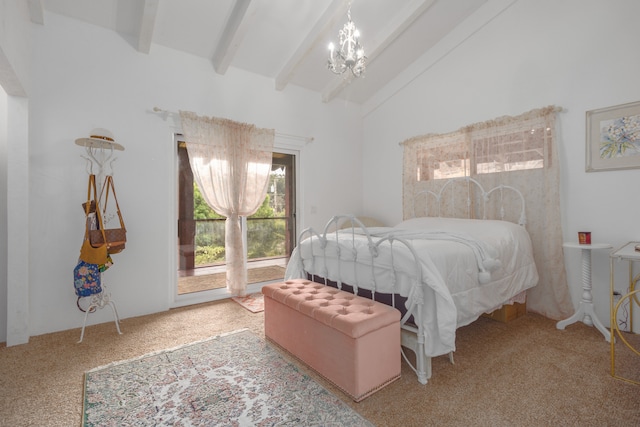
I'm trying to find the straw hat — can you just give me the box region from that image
[75,128,124,151]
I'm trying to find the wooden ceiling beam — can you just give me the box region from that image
[212,0,253,75]
[0,46,26,97]
[137,0,160,54]
[275,0,349,92]
[27,0,44,25]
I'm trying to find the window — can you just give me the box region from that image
[473,127,549,174]
[415,140,469,181]
[412,125,550,181]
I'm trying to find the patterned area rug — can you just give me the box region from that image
[83,329,372,427]
[231,292,265,313]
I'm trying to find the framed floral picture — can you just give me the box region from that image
[586,100,640,172]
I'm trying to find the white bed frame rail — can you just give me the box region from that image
[294,179,529,385]
[297,214,431,384]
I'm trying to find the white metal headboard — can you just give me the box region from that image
[412,177,527,226]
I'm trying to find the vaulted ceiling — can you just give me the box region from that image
[27,0,488,104]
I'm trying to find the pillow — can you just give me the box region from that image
[325,216,386,232]
[340,216,386,229]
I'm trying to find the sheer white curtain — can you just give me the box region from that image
[402,106,573,320]
[179,111,274,296]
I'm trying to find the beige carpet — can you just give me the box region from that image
[178,265,285,294]
[1,300,639,426]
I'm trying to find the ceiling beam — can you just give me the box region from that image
[321,0,436,103]
[0,45,26,97]
[275,0,350,92]
[212,0,253,75]
[137,0,159,54]
[27,0,44,25]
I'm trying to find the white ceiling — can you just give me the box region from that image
[28,0,488,104]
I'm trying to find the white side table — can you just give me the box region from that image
[556,242,612,342]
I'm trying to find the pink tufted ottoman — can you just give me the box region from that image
[262,279,401,401]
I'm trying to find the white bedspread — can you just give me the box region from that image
[285,217,539,357]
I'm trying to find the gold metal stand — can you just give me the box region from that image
[609,242,640,385]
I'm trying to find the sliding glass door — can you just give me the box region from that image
[176,140,295,295]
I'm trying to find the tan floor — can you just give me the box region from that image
[1,301,639,426]
[178,265,286,294]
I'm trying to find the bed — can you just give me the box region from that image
[284,177,539,384]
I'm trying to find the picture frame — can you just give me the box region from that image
[586,100,640,172]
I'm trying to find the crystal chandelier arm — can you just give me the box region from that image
[327,3,365,77]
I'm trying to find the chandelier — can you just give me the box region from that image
[327,4,366,77]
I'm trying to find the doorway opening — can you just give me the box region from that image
[176,141,295,295]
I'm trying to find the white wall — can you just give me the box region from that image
[0,85,7,342]
[8,0,638,340]
[21,11,363,337]
[362,0,640,330]
[0,0,32,345]
[6,95,29,346]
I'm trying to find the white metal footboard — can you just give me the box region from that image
[296,214,432,385]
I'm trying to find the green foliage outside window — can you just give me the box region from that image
[193,183,285,266]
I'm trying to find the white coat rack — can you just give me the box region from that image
[75,130,124,343]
